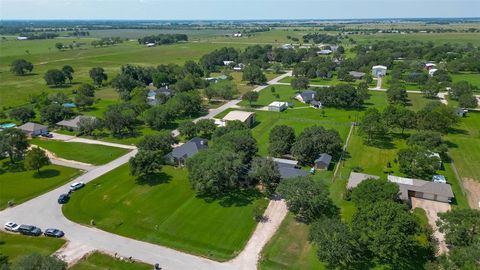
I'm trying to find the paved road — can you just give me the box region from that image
[49,132,136,149]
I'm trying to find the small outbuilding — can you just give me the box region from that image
[317,49,333,55]
[349,71,366,80]
[314,153,332,170]
[425,63,436,70]
[347,172,380,189]
[223,61,235,66]
[281,44,294,50]
[295,90,317,104]
[56,115,96,131]
[222,110,256,127]
[268,101,288,112]
[372,65,387,77]
[310,100,322,109]
[165,137,208,166]
[18,122,48,137]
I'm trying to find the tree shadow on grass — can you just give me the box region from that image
[444,140,458,148]
[135,172,172,186]
[34,169,60,179]
[448,127,469,136]
[198,189,263,208]
[365,136,395,150]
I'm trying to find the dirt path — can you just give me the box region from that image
[464,178,480,209]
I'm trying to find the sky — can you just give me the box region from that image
[1,0,479,20]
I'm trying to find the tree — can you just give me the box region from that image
[168,91,203,118]
[9,106,35,123]
[212,120,248,139]
[103,103,137,136]
[129,150,164,177]
[55,42,64,50]
[24,147,50,173]
[77,83,95,97]
[386,83,408,105]
[310,218,359,269]
[242,91,259,106]
[178,121,197,139]
[61,65,74,83]
[13,253,67,270]
[277,176,337,222]
[111,74,142,101]
[421,78,441,98]
[195,119,216,139]
[249,157,281,195]
[437,208,480,248]
[449,81,472,100]
[398,146,441,178]
[204,86,217,101]
[359,108,387,143]
[213,130,258,163]
[351,179,400,208]
[89,67,108,86]
[0,128,29,163]
[74,94,94,110]
[458,93,478,108]
[242,65,267,85]
[10,59,33,76]
[268,125,295,157]
[272,63,282,74]
[40,103,73,125]
[382,105,416,134]
[291,76,310,90]
[417,102,459,133]
[186,148,244,195]
[291,126,342,165]
[44,69,66,86]
[137,133,175,153]
[78,117,101,136]
[426,243,480,270]
[144,106,175,130]
[407,131,447,154]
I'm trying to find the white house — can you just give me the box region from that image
[268,101,288,112]
[295,90,317,104]
[372,65,387,77]
[281,44,294,50]
[146,43,156,47]
[17,36,28,40]
[317,49,333,55]
[425,63,436,70]
[428,68,438,77]
[222,111,256,127]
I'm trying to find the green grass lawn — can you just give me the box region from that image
[0,161,80,209]
[63,165,268,261]
[451,72,480,89]
[279,76,367,87]
[30,138,129,165]
[238,85,304,107]
[0,231,65,264]
[70,252,151,270]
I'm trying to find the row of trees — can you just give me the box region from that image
[0,252,67,270]
[43,65,74,86]
[137,34,188,45]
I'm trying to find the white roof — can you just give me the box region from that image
[425,63,436,67]
[372,65,387,69]
[222,111,255,122]
[271,157,298,166]
[269,101,288,107]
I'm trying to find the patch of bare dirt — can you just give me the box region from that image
[464,178,480,209]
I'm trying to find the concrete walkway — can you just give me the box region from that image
[49,132,136,149]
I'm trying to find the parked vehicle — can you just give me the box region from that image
[4,221,20,232]
[44,228,64,238]
[17,225,42,236]
[41,133,53,138]
[70,182,85,191]
[58,194,70,204]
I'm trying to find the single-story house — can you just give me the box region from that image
[347,172,380,189]
[17,36,28,40]
[455,108,468,117]
[388,175,454,203]
[147,87,173,106]
[425,63,436,70]
[372,65,387,77]
[311,100,322,109]
[349,71,366,80]
[281,44,294,50]
[271,157,308,179]
[295,90,317,104]
[233,63,246,71]
[222,110,256,127]
[223,61,235,66]
[317,49,333,55]
[428,68,438,77]
[165,137,208,166]
[56,115,96,131]
[17,122,48,137]
[205,75,228,84]
[146,43,156,47]
[268,101,288,112]
[315,153,332,170]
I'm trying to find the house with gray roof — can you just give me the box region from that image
[388,175,454,203]
[349,71,366,80]
[56,115,96,131]
[315,153,332,170]
[165,137,208,166]
[17,122,48,137]
[147,87,173,106]
[347,172,380,189]
[295,90,317,104]
[271,158,308,179]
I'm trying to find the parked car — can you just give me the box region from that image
[58,194,70,204]
[4,221,20,232]
[44,228,64,238]
[70,182,85,191]
[17,225,42,236]
[41,133,53,138]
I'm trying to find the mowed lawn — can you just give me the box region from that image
[30,138,129,165]
[0,231,65,264]
[238,85,304,107]
[70,252,151,270]
[0,162,80,210]
[451,72,480,89]
[63,165,267,261]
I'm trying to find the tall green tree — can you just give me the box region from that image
[40,103,73,125]
[129,150,165,177]
[397,146,441,178]
[89,67,108,86]
[242,65,267,85]
[268,125,295,157]
[103,103,137,136]
[291,76,310,90]
[0,128,29,163]
[416,102,459,133]
[437,208,480,248]
[421,78,441,98]
[249,157,281,195]
[359,108,388,143]
[25,147,50,173]
[291,125,342,165]
[9,106,35,123]
[44,69,66,86]
[242,91,259,106]
[178,121,197,139]
[137,133,176,153]
[351,179,400,208]
[386,83,408,105]
[13,253,67,270]
[61,65,74,83]
[10,59,33,76]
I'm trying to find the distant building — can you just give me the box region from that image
[146,43,156,47]
[268,101,288,112]
[347,172,380,189]
[17,36,28,40]
[233,33,242,37]
[425,63,436,70]
[349,71,366,80]
[17,122,48,137]
[147,87,173,106]
[62,102,76,108]
[56,115,96,131]
[271,158,308,179]
[455,108,468,117]
[281,44,294,50]
[317,49,333,55]
[165,137,208,166]
[233,63,246,71]
[388,175,454,203]
[222,110,256,127]
[295,90,317,104]
[205,75,228,84]
[314,153,332,170]
[310,100,322,109]
[372,65,387,77]
[428,68,438,77]
[223,61,235,66]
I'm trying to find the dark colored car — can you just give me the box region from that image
[41,133,53,138]
[17,225,42,236]
[58,194,70,204]
[44,228,64,238]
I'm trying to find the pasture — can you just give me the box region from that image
[63,165,267,261]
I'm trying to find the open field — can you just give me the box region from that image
[238,85,304,107]
[0,161,80,210]
[70,252,151,270]
[30,138,129,165]
[451,72,480,88]
[352,32,480,46]
[0,231,66,264]
[63,165,267,261]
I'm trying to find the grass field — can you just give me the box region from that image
[0,161,80,210]
[70,252,151,270]
[238,85,303,107]
[63,165,267,261]
[279,75,369,87]
[30,138,129,165]
[451,72,480,88]
[352,32,480,46]
[0,231,65,264]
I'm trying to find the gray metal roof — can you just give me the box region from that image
[299,90,316,102]
[388,175,454,200]
[347,172,380,189]
[349,71,366,78]
[315,153,332,165]
[169,137,208,159]
[56,115,95,128]
[18,122,47,132]
[275,160,307,179]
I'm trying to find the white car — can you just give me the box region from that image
[4,221,20,232]
[70,182,85,191]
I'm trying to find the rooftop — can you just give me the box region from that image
[222,110,255,122]
[347,172,380,189]
[387,175,454,200]
[169,137,208,159]
[18,122,47,132]
[268,101,288,107]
